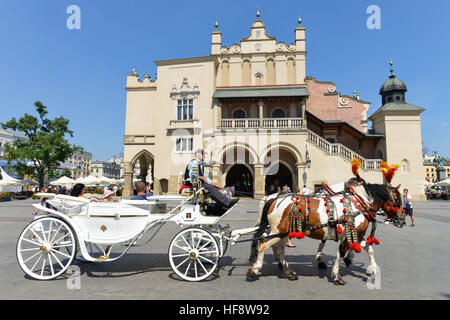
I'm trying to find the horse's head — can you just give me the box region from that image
[362,183,403,222]
[382,184,403,220]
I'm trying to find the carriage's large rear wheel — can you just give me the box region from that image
[16,217,77,280]
[168,227,220,281]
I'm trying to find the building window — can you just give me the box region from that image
[233,109,246,119]
[176,138,193,152]
[272,109,285,118]
[177,99,193,121]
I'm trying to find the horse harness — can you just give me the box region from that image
[287,184,380,251]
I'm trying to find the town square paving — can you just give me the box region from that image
[0,199,449,300]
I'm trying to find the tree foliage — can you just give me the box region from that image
[1,101,81,187]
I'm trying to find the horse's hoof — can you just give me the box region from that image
[278,262,283,270]
[333,279,346,286]
[246,270,259,282]
[344,258,352,267]
[288,273,299,281]
[318,261,327,269]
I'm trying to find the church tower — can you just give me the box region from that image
[369,62,426,200]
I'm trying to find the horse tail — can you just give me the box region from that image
[249,197,276,264]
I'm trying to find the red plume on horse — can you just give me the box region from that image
[247,158,403,285]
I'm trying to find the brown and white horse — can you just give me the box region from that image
[247,182,402,285]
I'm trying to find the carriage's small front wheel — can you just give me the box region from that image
[16,217,77,280]
[168,227,220,281]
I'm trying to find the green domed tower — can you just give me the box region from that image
[369,62,426,200]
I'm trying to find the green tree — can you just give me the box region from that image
[1,101,81,188]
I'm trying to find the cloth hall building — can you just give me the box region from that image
[123,16,426,200]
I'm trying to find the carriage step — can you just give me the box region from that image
[96,255,110,262]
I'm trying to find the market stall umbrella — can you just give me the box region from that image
[98,176,116,185]
[50,176,76,187]
[0,166,23,184]
[435,179,450,186]
[76,175,103,185]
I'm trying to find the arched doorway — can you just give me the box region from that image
[265,163,293,195]
[225,164,254,197]
[127,150,154,195]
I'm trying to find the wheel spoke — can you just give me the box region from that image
[47,220,53,243]
[197,257,209,274]
[52,233,70,246]
[51,249,71,259]
[197,250,217,254]
[30,228,44,244]
[175,257,190,269]
[172,243,190,252]
[40,256,46,277]
[198,255,215,265]
[23,251,42,264]
[40,222,48,243]
[198,239,213,250]
[171,253,189,258]
[180,234,191,249]
[30,254,42,272]
[52,243,73,249]
[48,254,55,275]
[194,259,198,278]
[50,251,65,269]
[22,238,43,246]
[50,224,63,243]
[20,247,40,252]
[195,233,203,249]
[184,261,192,276]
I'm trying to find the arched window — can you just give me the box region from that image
[401,159,410,172]
[266,59,275,85]
[287,58,296,84]
[221,60,229,86]
[233,109,246,119]
[255,74,262,86]
[242,60,251,85]
[272,109,285,118]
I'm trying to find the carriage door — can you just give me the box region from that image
[87,203,120,242]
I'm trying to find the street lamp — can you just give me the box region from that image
[305,146,311,168]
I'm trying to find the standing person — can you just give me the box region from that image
[403,189,415,227]
[302,184,310,195]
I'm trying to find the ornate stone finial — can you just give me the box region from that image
[214,18,219,29]
[298,13,302,25]
[256,7,260,18]
[389,60,396,78]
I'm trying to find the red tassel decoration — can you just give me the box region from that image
[353,243,362,253]
[289,232,294,239]
[340,198,344,203]
[343,208,347,213]
[367,236,373,246]
[336,225,342,234]
[373,238,380,245]
[294,232,305,239]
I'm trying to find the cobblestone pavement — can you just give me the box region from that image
[0,199,449,300]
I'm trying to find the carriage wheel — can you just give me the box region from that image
[168,227,220,281]
[16,217,77,280]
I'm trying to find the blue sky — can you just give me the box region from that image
[0,0,449,160]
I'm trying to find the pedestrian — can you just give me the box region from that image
[302,184,310,195]
[403,188,415,227]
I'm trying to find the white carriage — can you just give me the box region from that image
[16,186,257,282]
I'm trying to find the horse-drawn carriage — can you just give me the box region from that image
[16,178,259,281]
[16,159,404,284]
